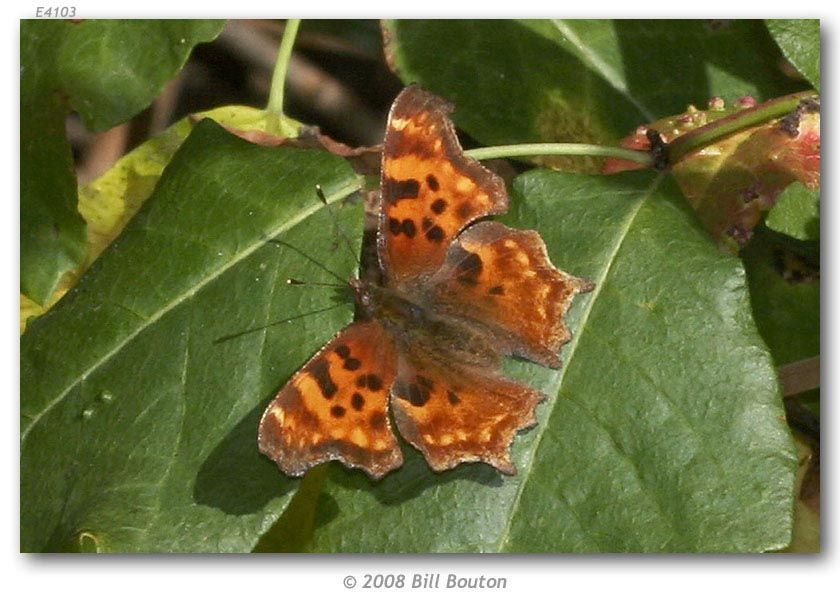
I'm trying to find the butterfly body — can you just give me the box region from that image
[259,85,593,479]
[352,277,499,370]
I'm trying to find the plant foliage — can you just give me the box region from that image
[20,19,819,553]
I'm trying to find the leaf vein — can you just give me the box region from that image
[20,177,362,442]
[548,19,654,121]
[497,174,663,551]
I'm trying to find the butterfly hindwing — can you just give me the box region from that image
[389,349,543,475]
[378,85,508,284]
[258,321,403,479]
[429,221,594,368]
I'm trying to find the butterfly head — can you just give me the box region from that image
[349,277,374,309]
[350,276,427,330]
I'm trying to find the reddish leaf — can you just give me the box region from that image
[605,95,820,251]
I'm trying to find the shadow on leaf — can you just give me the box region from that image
[193,400,297,515]
[329,444,503,505]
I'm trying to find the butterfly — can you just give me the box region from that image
[258,85,593,479]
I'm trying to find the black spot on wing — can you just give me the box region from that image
[393,378,430,407]
[401,219,417,238]
[366,374,383,391]
[407,383,430,407]
[453,250,483,285]
[426,225,445,243]
[388,217,401,235]
[431,198,448,214]
[384,177,420,204]
[311,358,338,399]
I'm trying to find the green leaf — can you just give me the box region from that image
[21,21,87,305]
[538,20,803,116]
[765,182,820,241]
[743,230,819,367]
[383,19,803,167]
[742,229,819,554]
[305,171,796,552]
[20,120,363,552]
[21,106,276,332]
[58,20,225,131]
[20,19,224,304]
[21,130,797,552]
[767,20,821,91]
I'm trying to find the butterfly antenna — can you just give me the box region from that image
[213,304,345,344]
[315,184,362,269]
[267,238,348,285]
[285,278,345,288]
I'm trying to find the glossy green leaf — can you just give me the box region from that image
[20,19,224,304]
[20,120,363,552]
[765,182,820,241]
[767,20,821,91]
[305,171,796,552]
[383,19,803,163]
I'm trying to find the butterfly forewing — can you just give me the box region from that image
[378,85,508,284]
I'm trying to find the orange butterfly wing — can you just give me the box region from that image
[428,221,594,368]
[378,85,508,284]
[260,85,591,480]
[258,321,403,479]
[375,89,592,475]
[389,349,543,475]
[385,223,590,474]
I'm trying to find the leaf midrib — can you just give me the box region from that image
[497,173,663,551]
[20,177,362,442]
[548,19,655,122]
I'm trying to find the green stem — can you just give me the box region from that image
[667,90,819,165]
[464,143,654,168]
[266,19,302,136]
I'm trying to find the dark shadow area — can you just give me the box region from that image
[193,400,297,515]
[312,490,341,530]
[614,20,804,116]
[391,20,648,144]
[308,447,505,536]
[328,442,504,507]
